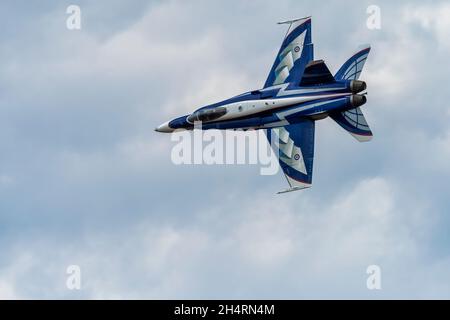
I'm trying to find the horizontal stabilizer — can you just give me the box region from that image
[330,107,373,142]
[300,60,335,85]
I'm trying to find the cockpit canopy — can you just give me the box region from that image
[187,107,227,123]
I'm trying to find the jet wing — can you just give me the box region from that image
[266,119,315,194]
[263,17,314,88]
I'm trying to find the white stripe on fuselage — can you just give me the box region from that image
[275,98,347,119]
[262,82,347,97]
[231,97,348,130]
[217,93,350,122]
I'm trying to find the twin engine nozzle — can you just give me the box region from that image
[350,94,367,108]
[348,80,367,108]
[350,80,367,94]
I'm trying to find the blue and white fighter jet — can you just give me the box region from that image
[155,17,372,193]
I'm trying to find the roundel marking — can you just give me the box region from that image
[294,154,300,161]
[294,46,301,53]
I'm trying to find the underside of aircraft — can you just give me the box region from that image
[156,17,372,193]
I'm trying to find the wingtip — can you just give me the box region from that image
[277,185,311,194]
[277,16,311,25]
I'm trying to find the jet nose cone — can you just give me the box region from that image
[155,121,174,133]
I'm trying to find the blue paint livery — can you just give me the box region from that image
[156,17,373,192]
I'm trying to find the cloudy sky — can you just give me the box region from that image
[1,0,450,299]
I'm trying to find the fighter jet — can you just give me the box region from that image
[155,17,372,193]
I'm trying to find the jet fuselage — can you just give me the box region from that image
[155,79,366,133]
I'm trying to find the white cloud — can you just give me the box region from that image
[2,176,444,299]
[0,253,35,300]
[0,280,17,300]
[1,0,450,299]
[404,3,450,51]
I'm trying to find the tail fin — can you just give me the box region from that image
[300,60,335,85]
[331,45,372,142]
[334,45,370,80]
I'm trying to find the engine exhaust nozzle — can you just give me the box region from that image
[350,80,367,94]
[350,94,367,108]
